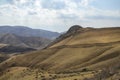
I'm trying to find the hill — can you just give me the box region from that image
[0,25,120,80]
[0,53,9,63]
[0,33,51,49]
[0,26,60,39]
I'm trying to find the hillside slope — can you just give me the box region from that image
[0,33,51,49]
[0,26,120,80]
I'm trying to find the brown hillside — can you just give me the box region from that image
[0,26,120,80]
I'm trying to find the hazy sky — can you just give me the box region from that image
[0,0,120,32]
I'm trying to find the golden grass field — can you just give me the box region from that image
[0,27,120,80]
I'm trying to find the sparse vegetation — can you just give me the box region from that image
[0,27,120,80]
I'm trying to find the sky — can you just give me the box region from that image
[0,0,120,32]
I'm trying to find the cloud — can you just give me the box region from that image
[0,0,120,32]
[86,15,120,20]
[80,0,89,6]
[83,7,120,20]
[41,0,66,10]
[0,0,13,5]
[28,11,37,15]
[58,14,78,20]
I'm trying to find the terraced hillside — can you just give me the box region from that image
[0,25,120,80]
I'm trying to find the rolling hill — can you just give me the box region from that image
[0,25,120,80]
[0,33,51,49]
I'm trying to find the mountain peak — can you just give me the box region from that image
[67,25,83,33]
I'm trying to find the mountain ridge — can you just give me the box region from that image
[0,26,120,80]
[0,26,60,39]
[0,33,51,49]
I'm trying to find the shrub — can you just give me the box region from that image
[81,68,89,72]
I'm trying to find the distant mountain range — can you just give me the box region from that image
[0,26,60,39]
[0,26,60,53]
[0,33,51,49]
[0,26,59,60]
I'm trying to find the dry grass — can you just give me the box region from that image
[0,27,120,80]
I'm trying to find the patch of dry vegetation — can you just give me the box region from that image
[0,27,120,80]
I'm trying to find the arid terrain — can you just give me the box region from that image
[0,25,120,80]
